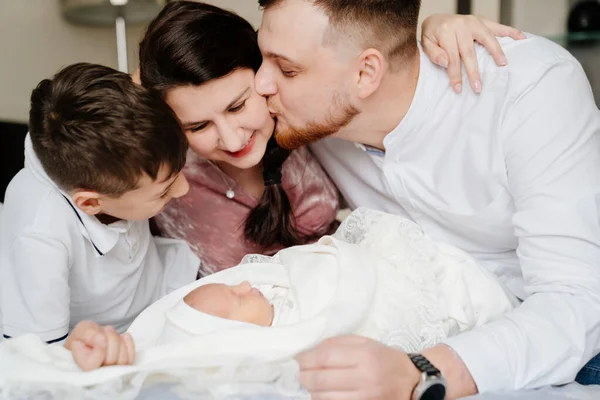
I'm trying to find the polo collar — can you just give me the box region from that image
[25,134,132,256]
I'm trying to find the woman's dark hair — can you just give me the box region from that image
[139,1,305,249]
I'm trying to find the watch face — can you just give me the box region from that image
[422,382,446,400]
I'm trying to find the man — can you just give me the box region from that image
[254,0,600,399]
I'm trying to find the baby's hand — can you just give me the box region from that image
[65,320,136,371]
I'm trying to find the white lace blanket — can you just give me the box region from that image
[0,209,517,400]
[0,237,377,399]
[335,208,519,351]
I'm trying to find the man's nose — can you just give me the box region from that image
[255,64,277,97]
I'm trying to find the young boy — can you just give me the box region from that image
[0,63,199,347]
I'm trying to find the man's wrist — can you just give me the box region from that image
[407,353,447,400]
[421,344,478,399]
[407,352,423,391]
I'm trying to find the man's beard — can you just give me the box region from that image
[273,99,359,150]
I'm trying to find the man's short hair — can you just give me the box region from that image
[258,0,421,65]
[29,63,188,196]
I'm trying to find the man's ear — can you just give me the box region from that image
[355,48,386,99]
[71,190,103,216]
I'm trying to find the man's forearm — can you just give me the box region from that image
[422,344,478,399]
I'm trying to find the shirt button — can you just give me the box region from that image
[354,142,367,152]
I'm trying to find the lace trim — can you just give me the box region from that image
[337,208,449,353]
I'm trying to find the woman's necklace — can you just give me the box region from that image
[208,161,239,199]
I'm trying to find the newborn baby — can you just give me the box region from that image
[64,208,518,372]
[64,282,298,370]
[157,281,298,345]
[184,282,276,327]
[183,281,296,327]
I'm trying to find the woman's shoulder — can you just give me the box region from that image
[182,150,212,178]
[282,146,341,235]
[282,146,331,183]
[283,146,339,196]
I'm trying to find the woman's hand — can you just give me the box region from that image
[422,14,526,94]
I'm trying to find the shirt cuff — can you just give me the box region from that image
[2,323,69,344]
[444,329,511,393]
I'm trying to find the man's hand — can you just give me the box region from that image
[65,320,136,371]
[296,335,421,400]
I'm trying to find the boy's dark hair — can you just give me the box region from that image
[140,1,306,250]
[258,0,421,65]
[29,62,188,196]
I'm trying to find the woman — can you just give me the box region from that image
[140,2,340,275]
[138,1,524,275]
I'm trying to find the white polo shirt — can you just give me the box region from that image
[0,135,199,343]
[311,35,600,392]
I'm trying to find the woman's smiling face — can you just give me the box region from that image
[165,68,275,170]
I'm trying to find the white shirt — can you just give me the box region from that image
[311,35,600,392]
[0,135,199,343]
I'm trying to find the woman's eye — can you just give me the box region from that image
[189,123,208,133]
[281,70,297,78]
[229,100,247,113]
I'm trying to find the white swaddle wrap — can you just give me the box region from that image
[336,208,519,351]
[0,209,518,399]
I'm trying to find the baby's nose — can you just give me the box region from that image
[235,281,252,294]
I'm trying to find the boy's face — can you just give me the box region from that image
[73,165,189,221]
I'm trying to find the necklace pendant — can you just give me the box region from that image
[226,189,235,199]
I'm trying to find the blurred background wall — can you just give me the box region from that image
[1,0,597,201]
[0,0,579,124]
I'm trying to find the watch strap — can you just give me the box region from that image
[408,353,442,377]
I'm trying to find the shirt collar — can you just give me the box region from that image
[25,134,132,256]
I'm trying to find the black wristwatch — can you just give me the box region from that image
[407,353,446,400]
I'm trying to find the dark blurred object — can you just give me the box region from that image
[456,0,471,15]
[568,0,600,33]
[0,122,28,202]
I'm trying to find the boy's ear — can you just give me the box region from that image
[71,190,103,216]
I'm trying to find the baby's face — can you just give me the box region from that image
[184,281,274,326]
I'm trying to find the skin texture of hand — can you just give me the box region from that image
[64,320,136,371]
[296,336,478,400]
[296,335,422,400]
[421,14,526,94]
